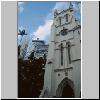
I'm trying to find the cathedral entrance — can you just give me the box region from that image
[61,83,74,98]
[56,78,74,98]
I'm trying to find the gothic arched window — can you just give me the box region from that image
[59,17,61,25]
[66,14,68,22]
[61,43,63,66]
[68,43,71,64]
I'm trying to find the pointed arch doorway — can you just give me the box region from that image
[56,78,75,98]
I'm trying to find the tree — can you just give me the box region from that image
[18,45,21,57]
[28,51,35,61]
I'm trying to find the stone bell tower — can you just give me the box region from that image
[40,2,81,98]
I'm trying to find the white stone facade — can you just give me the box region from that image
[40,6,81,98]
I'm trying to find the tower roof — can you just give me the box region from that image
[69,1,73,9]
[54,2,74,18]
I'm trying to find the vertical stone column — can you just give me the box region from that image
[63,42,66,68]
[43,59,53,97]
[65,42,69,68]
[56,49,60,68]
[58,44,61,68]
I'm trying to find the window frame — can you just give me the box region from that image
[66,14,69,22]
[59,17,62,25]
[60,43,64,66]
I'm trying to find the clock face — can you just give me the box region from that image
[61,29,68,36]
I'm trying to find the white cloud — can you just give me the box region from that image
[25,19,53,58]
[33,20,53,41]
[18,26,24,31]
[53,1,80,12]
[53,2,70,12]
[53,1,81,20]
[32,2,69,42]
[18,2,24,6]
[18,2,24,13]
[32,1,81,44]
[19,7,24,13]
[21,1,81,58]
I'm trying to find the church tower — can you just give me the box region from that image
[40,2,81,98]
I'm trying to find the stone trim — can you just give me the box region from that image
[54,67,73,72]
[72,58,81,62]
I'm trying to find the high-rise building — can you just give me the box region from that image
[24,38,49,60]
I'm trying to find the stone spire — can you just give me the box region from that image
[54,9,58,16]
[69,1,73,9]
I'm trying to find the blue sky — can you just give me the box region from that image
[18,2,56,34]
[18,1,81,45]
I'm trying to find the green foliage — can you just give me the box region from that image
[18,57,46,98]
